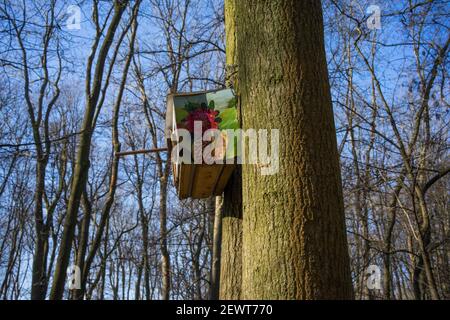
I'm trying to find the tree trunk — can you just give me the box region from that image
[159,162,171,300]
[136,173,151,300]
[31,159,49,300]
[219,0,243,300]
[49,1,128,300]
[209,196,223,300]
[383,181,403,299]
[73,189,92,299]
[235,0,354,299]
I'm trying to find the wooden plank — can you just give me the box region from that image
[172,163,178,186]
[191,164,223,199]
[176,161,237,200]
[165,95,175,143]
[213,164,236,196]
[178,164,194,199]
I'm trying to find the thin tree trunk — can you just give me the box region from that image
[31,159,49,300]
[209,196,223,300]
[49,1,128,300]
[133,152,151,300]
[73,189,92,299]
[76,3,140,299]
[383,182,403,299]
[159,162,171,300]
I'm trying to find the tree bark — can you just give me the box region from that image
[219,0,243,301]
[235,0,354,299]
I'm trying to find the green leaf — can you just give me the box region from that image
[185,101,199,112]
[219,119,239,130]
[219,107,236,121]
[175,108,189,122]
[208,100,215,109]
[227,97,237,108]
[218,107,237,129]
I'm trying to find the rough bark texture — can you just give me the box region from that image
[219,170,243,300]
[235,0,354,299]
[219,0,243,300]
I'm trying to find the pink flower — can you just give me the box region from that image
[184,108,219,134]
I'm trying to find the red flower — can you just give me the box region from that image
[184,108,219,134]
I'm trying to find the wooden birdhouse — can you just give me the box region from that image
[165,89,238,199]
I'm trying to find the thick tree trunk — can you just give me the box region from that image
[235,0,353,299]
[219,0,243,301]
[219,170,243,300]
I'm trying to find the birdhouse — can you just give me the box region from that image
[165,89,238,199]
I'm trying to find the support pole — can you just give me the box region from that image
[115,147,168,157]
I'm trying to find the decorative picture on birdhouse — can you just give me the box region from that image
[165,89,239,199]
[169,89,238,163]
